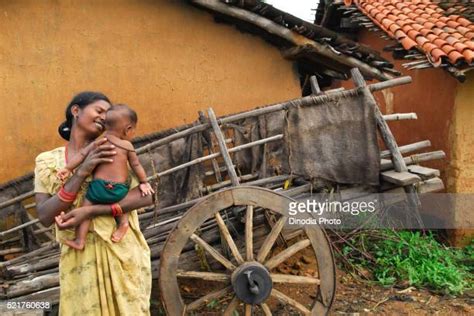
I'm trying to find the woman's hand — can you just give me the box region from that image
[76,137,116,177]
[55,206,94,229]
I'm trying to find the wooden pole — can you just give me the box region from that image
[350,68,423,227]
[310,75,322,95]
[26,211,54,241]
[201,174,259,194]
[383,113,417,121]
[380,150,446,171]
[199,111,223,182]
[0,219,39,238]
[207,108,240,186]
[147,134,283,181]
[368,76,412,91]
[380,140,431,158]
[0,191,35,210]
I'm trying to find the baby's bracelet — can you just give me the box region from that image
[110,203,123,217]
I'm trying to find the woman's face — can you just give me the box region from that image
[74,100,111,138]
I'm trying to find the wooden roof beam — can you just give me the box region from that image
[191,0,394,81]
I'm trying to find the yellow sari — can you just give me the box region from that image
[34,147,151,316]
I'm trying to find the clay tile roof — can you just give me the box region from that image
[433,38,448,47]
[395,29,407,40]
[351,0,474,67]
[441,44,456,55]
[453,42,469,52]
[445,36,459,45]
[419,28,434,37]
[416,36,429,46]
[463,50,474,64]
[402,24,413,33]
[401,37,418,50]
[407,29,420,39]
[448,50,464,64]
[458,17,472,28]
[389,23,401,33]
[423,21,435,29]
[426,34,437,42]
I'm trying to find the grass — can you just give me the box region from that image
[339,230,473,295]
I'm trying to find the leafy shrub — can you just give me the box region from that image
[340,230,473,294]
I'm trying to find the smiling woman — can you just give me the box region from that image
[34,91,153,315]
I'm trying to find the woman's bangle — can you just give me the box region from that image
[110,203,123,217]
[58,185,77,203]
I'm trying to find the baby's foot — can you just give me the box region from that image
[111,223,129,243]
[62,238,85,250]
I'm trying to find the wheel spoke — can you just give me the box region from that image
[223,295,240,316]
[265,239,311,270]
[256,215,287,263]
[215,212,245,264]
[245,205,254,261]
[271,273,320,285]
[271,288,311,315]
[177,270,230,282]
[186,286,232,311]
[245,304,252,316]
[260,303,272,315]
[190,234,236,271]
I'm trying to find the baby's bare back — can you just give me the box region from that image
[93,140,130,183]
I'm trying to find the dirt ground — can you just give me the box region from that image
[332,270,473,315]
[152,272,473,315]
[152,246,473,315]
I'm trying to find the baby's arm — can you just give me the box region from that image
[58,142,97,181]
[127,147,154,196]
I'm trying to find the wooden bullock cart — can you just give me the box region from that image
[0,69,445,315]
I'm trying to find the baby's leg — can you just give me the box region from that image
[63,199,92,250]
[111,213,129,243]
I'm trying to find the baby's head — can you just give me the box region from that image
[105,104,138,141]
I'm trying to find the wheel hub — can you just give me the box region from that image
[231,261,272,304]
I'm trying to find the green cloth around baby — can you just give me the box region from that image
[85,179,129,204]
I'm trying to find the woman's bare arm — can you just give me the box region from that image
[55,186,154,229]
[36,170,89,226]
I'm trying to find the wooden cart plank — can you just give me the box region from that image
[408,165,440,179]
[381,170,421,185]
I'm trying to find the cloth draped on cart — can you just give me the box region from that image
[34,147,151,316]
[285,92,380,185]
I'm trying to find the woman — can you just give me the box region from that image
[34,91,153,315]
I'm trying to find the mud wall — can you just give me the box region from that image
[338,30,457,187]
[448,71,474,245]
[0,0,301,183]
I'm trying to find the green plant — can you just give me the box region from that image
[206,299,219,309]
[339,230,473,295]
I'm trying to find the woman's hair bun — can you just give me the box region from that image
[58,120,71,141]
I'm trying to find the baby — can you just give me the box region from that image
[58,104,154,250]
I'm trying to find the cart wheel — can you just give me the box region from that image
[159,186,336,315]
